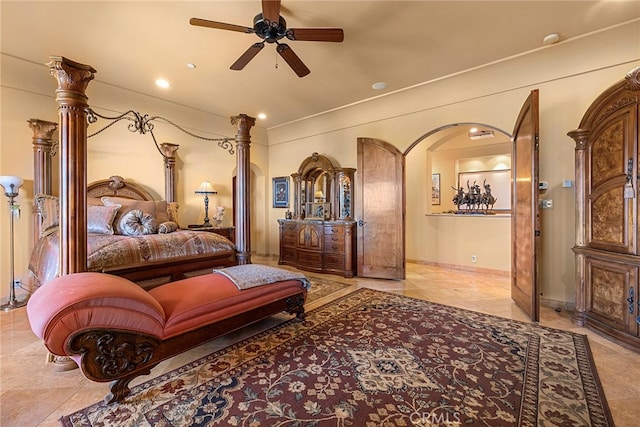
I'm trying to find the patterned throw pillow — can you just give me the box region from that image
[102,196,158,235]
[158,221,179,234]
[119,209,158,236]
[87,204,120,234]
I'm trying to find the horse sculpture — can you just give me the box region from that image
[451,179,497,214]
[480,180,497,213]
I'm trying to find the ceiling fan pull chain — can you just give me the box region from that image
[275,49,279,69]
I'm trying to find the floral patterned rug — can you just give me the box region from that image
[60,288,613,426]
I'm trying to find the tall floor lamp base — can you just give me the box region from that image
[0,298,27,311]
[1,296,28,311]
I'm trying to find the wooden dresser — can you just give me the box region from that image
[568,67,640,349]
[278,219,356,278]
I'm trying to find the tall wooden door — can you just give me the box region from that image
[511,90,540,321]
[356,138,405,279]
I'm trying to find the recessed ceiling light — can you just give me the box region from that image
[372,82,387,90]
[155,79,170,88]
[542,33,560,45]
[186,63,196,69]
[257,113,267,120]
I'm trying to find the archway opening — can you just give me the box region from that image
[404,122,512,275]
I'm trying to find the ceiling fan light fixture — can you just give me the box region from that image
[372,82,387,90]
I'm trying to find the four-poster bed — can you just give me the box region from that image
[30,56,255,290]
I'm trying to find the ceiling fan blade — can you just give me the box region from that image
[276,43,310,77]
[190,18,254,34]
[286,28,344,42]
[230,43,265,70]
[262,0,281,23]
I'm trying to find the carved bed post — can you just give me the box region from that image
[29,119,58,243]
[48,56,96,276]
[230,114,255,265]
[160,143,179,203]
[29,119,58,196]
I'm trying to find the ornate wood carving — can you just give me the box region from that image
[231,114,256,265]
[48,56,96,276]
[87,175,154,201]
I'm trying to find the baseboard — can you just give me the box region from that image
[407,259,510,277]
[540,296,575,312]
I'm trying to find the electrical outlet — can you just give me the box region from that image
[471,255,477,263]
[540,199,553,209]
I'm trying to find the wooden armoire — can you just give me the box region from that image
[569,67,640,349]
[278,153,357,278]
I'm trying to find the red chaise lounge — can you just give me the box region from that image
[27,264,308,404]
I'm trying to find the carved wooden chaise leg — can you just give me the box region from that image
[105,368,155,404]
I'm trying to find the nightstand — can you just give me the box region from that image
[187,225,235,244]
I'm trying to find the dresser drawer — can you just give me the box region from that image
[325,233,345,245]
[324,225,345,236]
[324,241,345,253]
[282,232,297,247]
[281,247,297,262]
[297,250,323,266]
[324,253,345,270]
[282,222,297,231]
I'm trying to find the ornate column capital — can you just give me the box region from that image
[230,114,256,139]
[567,129,589,151]
[48,56,96,103]
[28,119,58,141]
[160,143,180,161]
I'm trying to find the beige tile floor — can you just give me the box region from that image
[2,257,639,426]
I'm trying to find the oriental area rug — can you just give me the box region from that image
[60,288,613,427]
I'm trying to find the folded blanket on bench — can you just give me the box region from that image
[213,264,311,291]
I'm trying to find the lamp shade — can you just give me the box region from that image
[195,181,217,195]
[0,176,23,195]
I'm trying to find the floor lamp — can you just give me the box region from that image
[0,176,27,311]
[195,181,217,228]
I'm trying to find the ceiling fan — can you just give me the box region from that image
[190,0,344,77]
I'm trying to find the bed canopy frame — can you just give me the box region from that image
[37,56,255,279]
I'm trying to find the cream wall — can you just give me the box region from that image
[266,21,640,307]
[0,54,269,300]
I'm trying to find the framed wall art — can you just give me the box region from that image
[431,173,441,205]
[272,176,289,208]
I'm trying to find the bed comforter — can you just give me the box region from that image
[29,230,235,287]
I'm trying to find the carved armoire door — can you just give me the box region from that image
[569,67,640,348]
